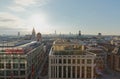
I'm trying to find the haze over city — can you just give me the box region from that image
[0,0,120,35]
[1,1,120,79]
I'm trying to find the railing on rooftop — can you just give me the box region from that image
[53,50,86,55]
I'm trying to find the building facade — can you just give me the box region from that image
[86,46,107,74]
[0,42,45,79]
[108,46,120,72]
[49,39,96,79]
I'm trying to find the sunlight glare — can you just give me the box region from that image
[28,14,50,34]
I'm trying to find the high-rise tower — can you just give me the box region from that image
[79,30,81,36]
[18,32,20,37]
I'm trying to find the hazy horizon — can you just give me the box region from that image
[0,0,120,35]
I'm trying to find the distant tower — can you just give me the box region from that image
[98,33,102,36]
[37,32,42,42]
[55,30,56,35]
[18,32,20,37]
[79,30,81,36]
[31,28,36,40]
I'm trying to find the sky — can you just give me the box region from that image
[0,0,120,35]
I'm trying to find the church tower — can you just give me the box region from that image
[37,32,42,42]
[31,27,36,40]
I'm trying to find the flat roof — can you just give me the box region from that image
[49,48,96,56]
[53,50,86,55]
[0,41,41,54]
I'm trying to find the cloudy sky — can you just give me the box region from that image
[0,0,120,35]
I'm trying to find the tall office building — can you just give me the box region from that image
[79,30,81,36]
[49,39,96,79]
[18,32,20,37]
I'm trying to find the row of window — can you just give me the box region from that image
[0,70,25,76]
[0,63,26,69]
[119,58,120,68]
[50,66,94,78]
[51,59,93,64]
[0,58,26,63]
[0,78,25,79]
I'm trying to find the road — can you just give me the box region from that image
[36,42,52,79]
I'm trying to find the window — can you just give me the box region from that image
[0,63,4,69]
[59,66,62,78]
[56,59,57,64]
[68,59,71,64]
[82,59,85,64]
[0,71,4,76]
[20,58,26,62]
[13,71,18,76]
[51,59,53,64]
[77,66,80,78]
[68,66,71,78]
[81,66,85,78]
[6,70,11,76]
[20,64,25,69]
[63,59,66,64]
[51,66,53,78]
[13,63,18,69]
[0,57,4,62]
[77,59,80,64]
[20,71,25,76]
[63,66,66,78]
[119,58,120,68]
[13,78,20,79]
[87,59,92,64]
[72,66,75,78]
[55,66,57,78]
[6,59,11,63]
[13,58,19,62]
[20,78,25,79]
[87,66,91,78]
[6,63,11,69]
[6,78,11,79]
[73,59,76,64]
[59,59,62,64]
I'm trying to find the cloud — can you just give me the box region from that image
[0,12,32,35]
[0,12,24,29]
[8,5,26,12]
[8,0,50,12]
[14,0,37,6]
[0,18,15,22]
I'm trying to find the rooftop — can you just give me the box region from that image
[53,50,86,55]
[0,41,41,54]
[53,39,80,45]
[49,48,96,56]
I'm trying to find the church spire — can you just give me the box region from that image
[31,27,36,40]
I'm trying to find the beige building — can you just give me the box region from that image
[49,39,97,79]
[108,46,120,72]
[86,46,107,73]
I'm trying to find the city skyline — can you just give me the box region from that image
[0,0,120,35]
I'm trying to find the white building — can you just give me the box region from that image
[0,41,46,79]
[49,39,96,79]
